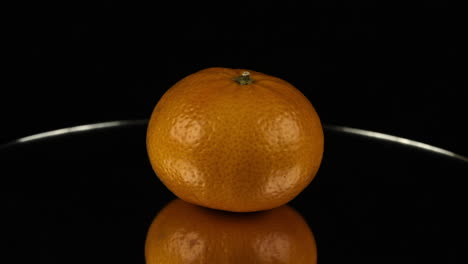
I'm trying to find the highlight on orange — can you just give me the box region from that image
[145,199,317,263]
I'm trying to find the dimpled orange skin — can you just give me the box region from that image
[146,67,324,212]
[145,199,317,264]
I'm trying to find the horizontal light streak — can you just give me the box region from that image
[325,125,468,163]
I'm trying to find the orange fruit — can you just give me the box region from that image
[147,67,324,212]
[145,199,317,263]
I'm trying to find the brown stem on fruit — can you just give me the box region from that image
[234,71,254,85]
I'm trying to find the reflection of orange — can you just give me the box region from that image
[147,67,324,212]
[145,199,317,263]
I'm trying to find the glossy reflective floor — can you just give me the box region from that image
[2,120,468,263]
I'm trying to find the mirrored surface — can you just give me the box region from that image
[2,120,467,263]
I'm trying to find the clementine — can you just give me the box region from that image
[146,67,324,212]
[145,199,317,263]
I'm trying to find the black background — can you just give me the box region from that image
[3,4,468,263]
[3,4,467,156]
